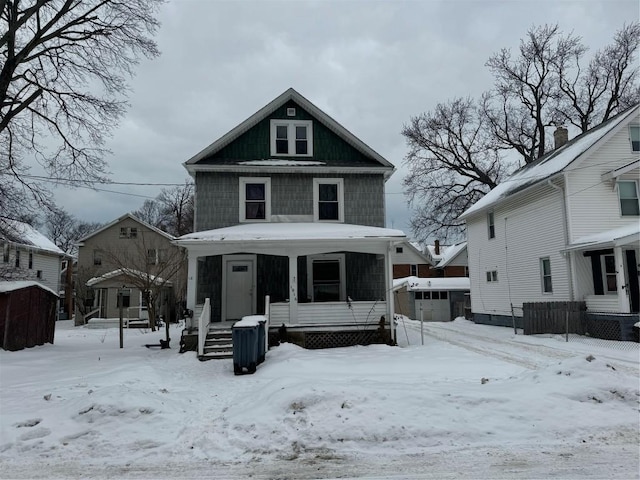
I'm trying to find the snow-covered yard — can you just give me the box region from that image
[1,318,638,479]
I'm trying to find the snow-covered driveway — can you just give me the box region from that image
[1,319,638,479]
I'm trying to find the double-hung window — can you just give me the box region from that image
[308,254,346,302]
[239,177,271,222]
[2,243,9,263]
[630,125,640,152]
[313,178,344,222]
[602,255,617,293]
[540,257,552,293]
[270,120,313,156]
[618,181,639,216]
[487,211,495,239]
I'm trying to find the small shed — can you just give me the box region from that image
[0,281,58,351]
[393,276,471,322]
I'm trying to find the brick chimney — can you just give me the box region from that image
[434,239,440,255]
[554,126,568,150]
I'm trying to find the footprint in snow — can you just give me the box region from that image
[18,427,51,442]
[14,418,42,428]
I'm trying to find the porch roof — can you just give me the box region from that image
[565,224,640,252]
[393,276,470,292]
[177,223,406,244]
[87,268,173,287]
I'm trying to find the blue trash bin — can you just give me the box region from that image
[232,321,259,375]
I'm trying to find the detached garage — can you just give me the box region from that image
[393,276,470,322]
[0,281,58,351]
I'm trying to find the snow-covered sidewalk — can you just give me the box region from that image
[0,319,638,479]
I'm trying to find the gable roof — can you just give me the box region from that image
[436,241,467,268]
[184,88,395,174]
[76,213,175,244]
[0,219,64,256]
[460,104,640,219]
[86,268,173,287]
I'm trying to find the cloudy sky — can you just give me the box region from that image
[52,0,639,236]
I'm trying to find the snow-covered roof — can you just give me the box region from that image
[0,280,59,297]
[566,224,640,251]
[183,88,395,175]
[436,242,467,268]
[87,269,172,287]
[460,104,640,219]
[393,276,470,291]
[424,244,449,264]
[77,213,175,244]
[239,160,326,166]
[177,223,406,243]
[0,219,64,256]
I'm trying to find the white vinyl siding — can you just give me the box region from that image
[565,118,640,240]
[466,181,569,317]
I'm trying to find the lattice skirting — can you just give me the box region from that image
[269,327,392,349]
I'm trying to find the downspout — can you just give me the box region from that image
[547,177,574,301]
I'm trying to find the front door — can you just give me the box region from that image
[225,259,254,320]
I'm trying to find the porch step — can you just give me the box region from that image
[199,327,233,361]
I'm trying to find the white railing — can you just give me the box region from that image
[197,298,211,357]
[264,295,270,354]
[83,308,101,324]
[269,300,386,326]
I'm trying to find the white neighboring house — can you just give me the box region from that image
[459,105,639,330]
[0,219,66,295]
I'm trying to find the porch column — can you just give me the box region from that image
[289,255,298,324]
[187,251,198,327]
[614,246,630,313]
[386,242,395,340]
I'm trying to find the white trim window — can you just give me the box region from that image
[486,270,498,282]
[239,177,271,222]
[313,178,344,222]
[410,264,418,276]
[630,125,640,152]
[540,257,552,293]
[487,211,495,239]
[307,253,346,302]
[618,181,639,216]
[119,227,137,239]
[270,120,313,156]
[602,254,617,294]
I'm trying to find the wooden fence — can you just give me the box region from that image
[522,301,587,335]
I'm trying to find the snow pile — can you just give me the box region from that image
[0,319,638,479]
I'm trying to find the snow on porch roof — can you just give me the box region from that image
[177,223,406,243]
[565,223,640,251]
[86,268,172,287]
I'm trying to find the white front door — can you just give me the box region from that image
[225,259,254,320]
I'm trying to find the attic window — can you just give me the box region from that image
[270,120,313,157]
[396,247,403,254]
[287,108,296,117]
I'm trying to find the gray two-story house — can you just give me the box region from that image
[177,88,405,349]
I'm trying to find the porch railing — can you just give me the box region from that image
[83,308,100,324]
[197,298,211,357]
[264,295,270,354]
[270,300,386,326]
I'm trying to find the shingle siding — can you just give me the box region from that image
[195,172,386,230]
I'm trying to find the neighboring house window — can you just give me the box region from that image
[540,257,552,293]
[313,178,344,222]
[93,250,102,266]
[36,270,42,279]
[486,270,498,282]
[630,125,640,152]
[410,264,418,276]
[618,181,639,216]
[308,254,345,302]
[148,249,157,265]
[120,227,138,238]
[602,255,617,293]
[117,289,131,308]
[415,292,423,299]
[15,249,20,268]
[270,120,313,156]
[239,177,271,222]
[28,252,33,269]
[487,211,495,239]
[396,247,403,254]
[2,243,9,263]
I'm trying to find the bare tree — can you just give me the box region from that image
[0,0,163,221]
[403,98,512,241]
[97,230,186,335]
[404,23,640,241]
[483,24,584,164]
[44,207,103,254]
[132,180,194,236]
[555,22,640,132]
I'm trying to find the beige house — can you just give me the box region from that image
[75,214,186,325]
